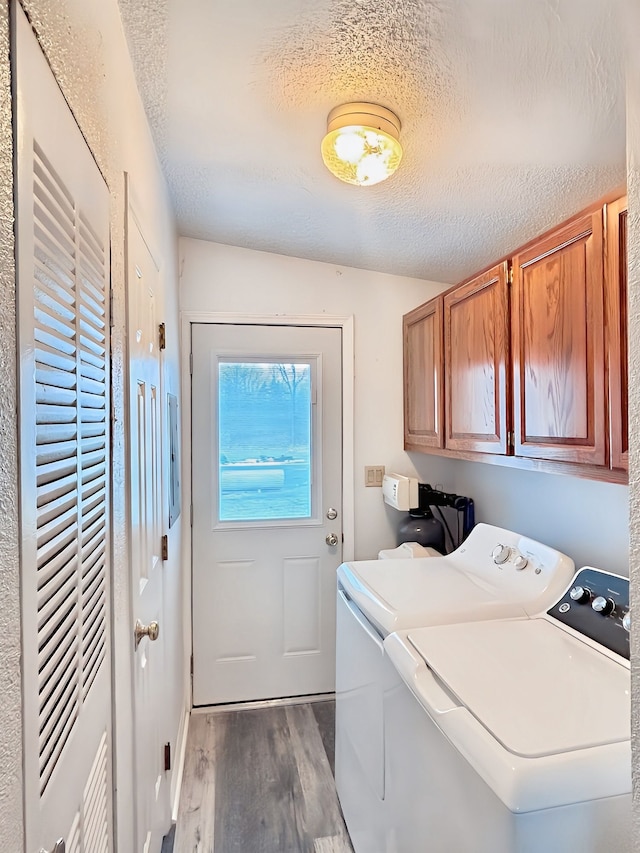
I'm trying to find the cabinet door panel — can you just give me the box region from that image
[512,212,605,464]
[606,196,628,472]
[444,263,509,453]
[404,298,444,449]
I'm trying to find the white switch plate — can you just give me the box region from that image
[365,465,385,487]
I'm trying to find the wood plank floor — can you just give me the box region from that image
[174,700,353,853]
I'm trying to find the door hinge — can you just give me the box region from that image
[109,285,115,328]
[159,322,166,350]
[190,503,193,526]
[161,534,168,561]
[507,265,513,286]
[190,654,194,677]
[507,430,515,450]
[189,351,193,374]
[164,742,171,772]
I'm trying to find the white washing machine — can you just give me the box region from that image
[378,542,442,560]
[384,567,631,851]
[335,523,575,853]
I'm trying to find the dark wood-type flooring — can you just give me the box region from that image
[173,700,353,853]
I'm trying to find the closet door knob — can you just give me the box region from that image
[135,619,160,649]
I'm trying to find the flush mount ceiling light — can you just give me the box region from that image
[321,102,403,187]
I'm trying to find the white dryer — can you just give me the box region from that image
[335,523,575,853]
[384,567,631,851]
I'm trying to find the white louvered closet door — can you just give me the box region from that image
[15,5,113,853]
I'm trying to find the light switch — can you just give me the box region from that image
[365,465,385,487]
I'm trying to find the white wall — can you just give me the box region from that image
[0,4,22,848]
[625,0,640,834]
[179,238,447,559]
[410,455,628,574]
[0,0,185,848]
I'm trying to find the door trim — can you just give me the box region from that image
[180,311,355,707]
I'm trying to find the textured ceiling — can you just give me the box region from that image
[118,0,625,284]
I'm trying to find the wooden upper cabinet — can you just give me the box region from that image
[511,211,606,465]
[444,263,510,454]
[404,297,444,449]
[606,195,628,472]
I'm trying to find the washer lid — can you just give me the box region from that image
[407,618,630,758]
[338,558,519,634]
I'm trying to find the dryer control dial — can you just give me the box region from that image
[592,596,615,616]
[513,555,528,571]
[569,585,591,604]
[623,611,631,633]
[492,544,510,565]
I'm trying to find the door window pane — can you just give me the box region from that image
[218,361,312,521]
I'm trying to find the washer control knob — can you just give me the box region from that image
[592,596,615,616]
[492,544,510,565]
[623,611,631,633]
[569,586,591,604]
[513,554,528,571]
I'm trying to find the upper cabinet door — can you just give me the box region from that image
[444,263,510,454]
[512,211,606,465]
[404,297,444,449]
[606,196,628,472]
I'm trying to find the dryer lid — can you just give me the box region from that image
[406,618,630,758]
[338,558,515,634]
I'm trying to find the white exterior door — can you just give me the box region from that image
[191,323,343,705]
[15,4,113,851]
[127,208,171,851]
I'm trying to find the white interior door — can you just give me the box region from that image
[191,323,343,705]
[127,206,171,852]
[15,4,113,851]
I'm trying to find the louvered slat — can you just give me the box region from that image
[38,602,77,694]
[37,565,77,639]
[35,438,77,467]
[36,504,77,551]
[36,488,78,531]
[39,661,77,749]
[77,204,108,711]
[39,691,77,793]
[67,812,81,853]
[37,473,77,507]
[82,732,109,853]
[36,523,77,579]
[33,143,81,795]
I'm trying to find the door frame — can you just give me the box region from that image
[180,311,355,708]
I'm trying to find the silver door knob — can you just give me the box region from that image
[326,533,339,547]
[326,507,338,520]
[135,619,160,649]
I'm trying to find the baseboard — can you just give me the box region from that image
[171,704,190,822]
[192,691,336,715]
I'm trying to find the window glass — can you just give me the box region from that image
[218,361,312,521]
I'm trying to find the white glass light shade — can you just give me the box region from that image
[321,103,403,186]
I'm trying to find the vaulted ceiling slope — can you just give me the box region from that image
[118,0,625,284]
